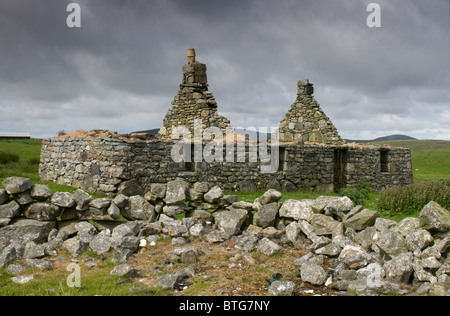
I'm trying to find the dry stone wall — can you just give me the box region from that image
[343,146,413,189]
[1,176,449,296]
[39,135,413,195]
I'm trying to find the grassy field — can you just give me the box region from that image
[0,139,41,182]
[0,250,145,296]
[368,139,450,182]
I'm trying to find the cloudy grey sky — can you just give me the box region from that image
[0,0,449,140]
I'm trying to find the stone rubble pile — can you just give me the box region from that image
[1,176,449,296]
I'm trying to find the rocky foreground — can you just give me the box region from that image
[0,176,449,296]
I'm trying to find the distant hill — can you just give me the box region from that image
[346,134,418,143]
[132,129,160,135]
[367,139,450,153]
[374,135,417,141]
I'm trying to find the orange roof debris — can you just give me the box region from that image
[54,130,158,141]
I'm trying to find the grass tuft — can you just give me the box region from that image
[0,151,20,164]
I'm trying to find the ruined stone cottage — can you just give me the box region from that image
[39,49,414,194]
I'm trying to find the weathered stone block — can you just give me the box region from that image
[420,201,450,233]
[2,177,33,195]
[0,201,21,219]
[253,202,279,228]
[30,184,53,201]
[24,202,61,221]
[279,199,314,221]
[50,192,75,208]
[122,196,156,221]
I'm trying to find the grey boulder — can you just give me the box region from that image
[165,179,190,205]
[257,189,282,205]
[405,229,434,253]
[344,209,380,231]
[50,192,75,208]
[420,201,450,234]
[89,235,112,255]
[0,201,21,219]
[203,186,223,204]
[300,261,328,285]
[30,184,53,201]
[24,202,61,221]
[214,208,248,238]
[383,252,414,283]
[374,229,408,259]
[268,281,295,296]
[257,238,283,256]
[2,177,33,195]
[73,189,93,210]
[110,263,136,278]
[279,199,314,221]
[253,202,279,228]
[122,196,156,221]
[0,189,9,205]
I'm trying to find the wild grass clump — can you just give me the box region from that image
[0,157,40,184]
[0,151,20,164]
[378,178,450,216]
[337,182,371,207]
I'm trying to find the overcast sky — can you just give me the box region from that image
[0,0,449,140]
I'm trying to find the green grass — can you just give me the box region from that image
[368,139,450,182]
[411,151,450,182]
[0,139,43,185]
[0,139,43,161]
[368,139,450,153]
[0,247,171,296]
[0,152,20,164]
[366,139,450,219]
[0,264,150,296]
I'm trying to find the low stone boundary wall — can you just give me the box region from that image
[1,176,448,296]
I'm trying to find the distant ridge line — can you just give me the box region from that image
[135,130,418,143]
[345,134,418,143]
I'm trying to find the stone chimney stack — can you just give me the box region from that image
[298,79,314,97]
[158,49,231,139]
[187,48,196,63]
[181,48,208,86]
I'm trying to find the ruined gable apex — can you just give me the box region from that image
[274,79,344,145]
[158,49,231,139]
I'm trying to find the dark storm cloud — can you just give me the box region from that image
[0,0,448,139]
[0,1,85,101]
